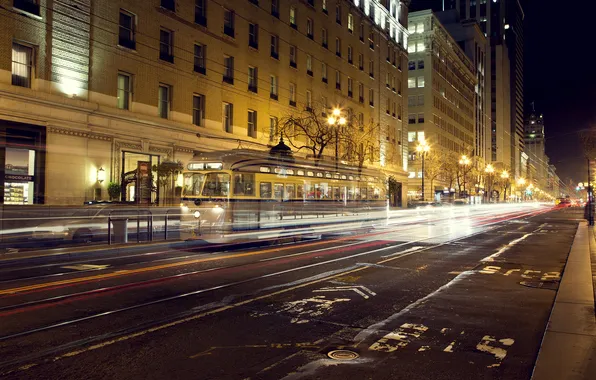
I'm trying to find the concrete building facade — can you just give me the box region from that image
[0,0,411,205]
[406,10,476,200]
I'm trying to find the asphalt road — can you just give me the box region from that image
[0,204,581,380]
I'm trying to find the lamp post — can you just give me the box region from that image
[458,155,471,197]
[517,178,526,201]
[485,164,494,203]
[327,108,346,171]
[416,140,430,201]
[501,170,509,202]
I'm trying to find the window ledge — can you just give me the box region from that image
[12,6,42,20]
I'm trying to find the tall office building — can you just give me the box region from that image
[406,10,476,200]
[410,0,522,175]
[435,10,488,165]
[0,0,411,205]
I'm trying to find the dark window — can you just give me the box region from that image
[117,73,131,110]
[249,23,259,49]
[271,0,279,18]
[248,66,258,93]
[223,103,233,133]
[224,9,235,37]
[161,0,175,12]
[194,44,206,74]
[270,35,279,59]
[159,29,174,63]
[223,56,234,84]
[119,10,135,49]
[418,60,424,69]
[408,61,415,70]
[13,0,40,16]
[335,4,341,24]
[195,0,207,26]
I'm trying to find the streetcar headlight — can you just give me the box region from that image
[181,205,189,212]
[193,211,201,219]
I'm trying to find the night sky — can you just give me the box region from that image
[409,0,596,186]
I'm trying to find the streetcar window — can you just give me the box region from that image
[354,187,360,199]
[369,186,379,199]
[260,182,272,198]
[340,186,347,200]
[333,174,340,179]
[341,175,347,180]
[297,184,304,199]
[183,173,205,196]
[202,173,230,197]
[316,172,323,178]
[286,169,294,175]
[307,171,314,177]
[205,163,223,170]
[333,186,340,199]
[285,184,295,200]
[274,168,282,174]
[325,173,332,179]
[318,183,330,199]
[297,170,305,176]
[305,183,314,199]
[187,163,204,170]
[274,183,284,200]
[348,176,354,180]
[360,187,367,199]
[260,167,271,173]
[233,173,255,196]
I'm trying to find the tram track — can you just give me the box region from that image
[0,207,507,286]
[0,206,548,342]
[0,205,552,375]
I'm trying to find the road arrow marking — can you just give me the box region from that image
[313,285,376,299]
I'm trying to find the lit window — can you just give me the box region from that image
[269,116,278,142]
[348,14,353,32]
[289,82,296,105]
[290,45,297,67]
[158,84,170,118]
[306,54,312,73]
[270,75,278,97]
[417,76,425,87]
[290,7,297,26]
[117,73,132,110]
[247,110,257,138]
[12,43,32,88]
[408,78,416,88]
[306,90,312,109]
[408,43,415,53]
[417,42,425,52]
[223,102,233,133]
[192,94,204,126]
[408,131,416,142]
[418,131,425,141]
[416,23,424,33]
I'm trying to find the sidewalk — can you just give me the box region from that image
[531,222,596,380]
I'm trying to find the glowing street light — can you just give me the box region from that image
[327,108,344,170]
[416,140,430,201]
[458,155,471,196]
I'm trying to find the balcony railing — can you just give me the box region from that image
[224,26,235,38]
[118,37,136,50]
[160,52,174,63]
[14,0,40,16]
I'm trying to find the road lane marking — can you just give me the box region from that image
[313,285,376,299]
[368,323,428,352]
[1,207,547,374]
[60,264,110,271]
[476,335,515,368]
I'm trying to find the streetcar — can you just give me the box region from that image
[179,145,388,243]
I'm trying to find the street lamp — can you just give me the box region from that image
[327,108,346,171]
[458,155,471,197]
[485,164,494,202]
[416,140,430,201]
[517,178,526,202]
[501,170,509,202]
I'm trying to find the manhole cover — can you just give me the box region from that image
[327,350,359,361]
[519,280,559,290]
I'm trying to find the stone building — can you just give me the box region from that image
[0,0,410,205]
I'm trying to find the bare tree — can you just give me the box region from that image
[442,152,459,191]
[278,105,335,162]
[422,151,443,197]
[339,116,381,171]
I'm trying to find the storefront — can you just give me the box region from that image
[0,121,46,205]
[120,151,160,204]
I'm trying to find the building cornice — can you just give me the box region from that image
[48,126,112,141]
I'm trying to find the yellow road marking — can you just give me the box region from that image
[0,236,359,296]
